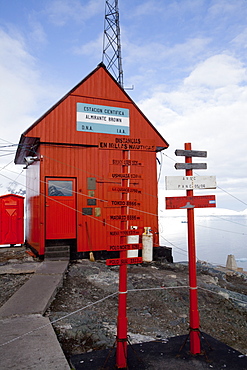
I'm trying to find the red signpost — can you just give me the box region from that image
[105,140,154,368]
[116,150,129,369]
[165,142,216,355]
[184,143,201,354]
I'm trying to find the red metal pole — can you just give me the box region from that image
[185,142,201,354]
[116,150,128,369]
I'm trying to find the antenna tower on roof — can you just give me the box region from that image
[102,0,124,87]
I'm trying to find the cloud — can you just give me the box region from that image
[138,53,247,206]
[28,12,47,45]
[184,54,247,88]
[0,28,61,149]
[232,27,247,45]
[0,29,38,134]
[127,0,164,18]
[46,0,102,26]
[207,0,245,19]
[0,27,64,193]
[73,33,102,58]
[125,37,211,69]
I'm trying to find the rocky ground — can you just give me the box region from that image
[0,247,33,307]
[0,247,247,362]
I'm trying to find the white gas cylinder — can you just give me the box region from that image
[142,227,153,262]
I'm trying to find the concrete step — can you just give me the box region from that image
[46,245,70,252]
[45,245,70,261]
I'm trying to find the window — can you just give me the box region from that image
[48,180,73,196]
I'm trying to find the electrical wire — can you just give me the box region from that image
[3,139,247,212]
[0,172,120,230]
[1,141,247,253]
[0,282,246,348]
[196,223,247,236]
[1,164,247,251]
[217,185,247,207]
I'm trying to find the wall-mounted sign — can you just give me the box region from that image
[165,176,217,190]
[87,198,97,206]
[77,103,129,135]
[109,186,142,194]
[99,137,155,151]
[82,207,93,215]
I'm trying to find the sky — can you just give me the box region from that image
[0,0,247,214]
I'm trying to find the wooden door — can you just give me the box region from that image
[45,178,76,239]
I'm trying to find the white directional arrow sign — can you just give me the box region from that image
[165,176,217,190]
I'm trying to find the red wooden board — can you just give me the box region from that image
[111,159,143,166]
[109,173,143,180]
[108,186,142,194]
[109,230,141,236]
[107,200,141,207]
[107,244,142,251]
[108,215,142,221]
[165,195,216,209]
[106,257,143,266]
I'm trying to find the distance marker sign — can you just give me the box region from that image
[109,230,141,236]
[106,257,142,266]
[107,244,142,252]
[108,214,142,221]
[108,186,142,194]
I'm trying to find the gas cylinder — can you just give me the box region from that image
[142,227,153,262]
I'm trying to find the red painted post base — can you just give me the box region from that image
[189,329,201,354]
[116,337,128,369]
[116,263,128,368]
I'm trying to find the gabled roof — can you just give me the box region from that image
[15,63,168,164]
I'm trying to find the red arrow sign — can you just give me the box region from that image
[165,195,216,209]
[109,230,141,236]
[108,186,142,194]
[107,244,142,252]
[106,257,143,266]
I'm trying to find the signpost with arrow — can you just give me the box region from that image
[165,143,216,355]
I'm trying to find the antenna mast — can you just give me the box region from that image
[102,0,124,87]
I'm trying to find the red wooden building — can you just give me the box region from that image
[15,63,169,258]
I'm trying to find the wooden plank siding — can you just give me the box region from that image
[15,64,168,256]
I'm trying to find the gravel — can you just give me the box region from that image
[1,248,246,361]
[46,260,247,359]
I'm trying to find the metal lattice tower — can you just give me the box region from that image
[102,0,124,87]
